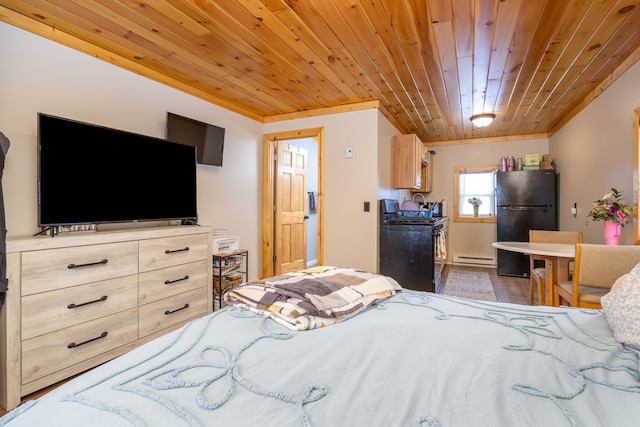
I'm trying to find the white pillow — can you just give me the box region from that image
[601,263,640,357]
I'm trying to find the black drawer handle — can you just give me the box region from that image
[67,295,108,309]
[165,247,189,254]
[68,331,108,349]
[165,303,189,315]
[165,275,189,285]
[68,259,108,269]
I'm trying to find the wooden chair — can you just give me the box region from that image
[554,243,640,309]
[529,230,583,305]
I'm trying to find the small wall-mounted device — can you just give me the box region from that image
[346,147,353,158]
[571,202,577,216]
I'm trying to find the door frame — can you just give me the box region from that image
[634,106,640,244]
[262,127,324,278]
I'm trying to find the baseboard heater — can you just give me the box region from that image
[453,255,496,267]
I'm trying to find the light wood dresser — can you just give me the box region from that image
[0,225,213,411]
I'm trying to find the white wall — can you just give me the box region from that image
[550,60,640,245]
[0,22,263,280]
[376,111,405,201]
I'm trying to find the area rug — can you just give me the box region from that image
[441,269,498,302]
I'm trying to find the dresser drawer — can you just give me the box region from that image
[22,308,139,384]
[139,234,208,272]
[22,275,138,340]
[138,259,208,305]
[138,287,208,338]
[22,241,139,295]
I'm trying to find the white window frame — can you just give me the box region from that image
[453,165,498,223]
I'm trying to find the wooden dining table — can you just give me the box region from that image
[491,241,576,306]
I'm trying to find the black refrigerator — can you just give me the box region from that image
[496,170,557,277]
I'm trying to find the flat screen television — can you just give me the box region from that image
[38,113,198,227]
[166,112,225,167]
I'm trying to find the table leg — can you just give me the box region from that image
[542,257,571,306]
[544,258,555,306]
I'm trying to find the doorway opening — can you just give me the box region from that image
[262,128,324,278]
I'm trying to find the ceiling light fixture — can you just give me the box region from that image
[470,113,496,128]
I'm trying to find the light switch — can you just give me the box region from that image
[346,147,353,158]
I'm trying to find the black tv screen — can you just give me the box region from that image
[166,112,225,166]
[38,113,198,227]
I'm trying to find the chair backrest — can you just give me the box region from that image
[529,230,583,244]
[575,243,640,289]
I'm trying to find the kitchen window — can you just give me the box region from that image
[453,165,498,223]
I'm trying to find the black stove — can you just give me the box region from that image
[379,199,447,293]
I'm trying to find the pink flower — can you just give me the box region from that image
[617,210,627,221]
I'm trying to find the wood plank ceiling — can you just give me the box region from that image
[2,0,640,144]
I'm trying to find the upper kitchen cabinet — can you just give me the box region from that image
[411,148,433,193]
[393,134,422,189]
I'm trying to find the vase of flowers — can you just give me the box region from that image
[468,197,482,217]
[603,221,621,245]
[586,188,632,245]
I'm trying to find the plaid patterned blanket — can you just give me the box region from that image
[224,266,402,330]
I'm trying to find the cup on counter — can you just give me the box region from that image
[516,157,523,170]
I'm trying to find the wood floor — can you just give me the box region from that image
[0,265,531,417]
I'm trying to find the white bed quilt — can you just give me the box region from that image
[1,291,639,427]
